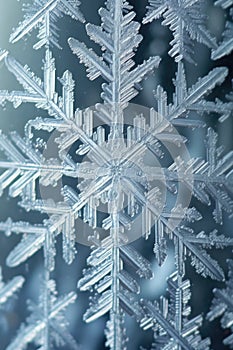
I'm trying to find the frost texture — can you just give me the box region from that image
[0,0,232,349]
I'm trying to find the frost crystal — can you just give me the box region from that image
[0,267,24,336]
[143,0,217,63]
[0,0,232,349]
[0,267,24,307]
[212,2,233,60]
[6,278,78,350]
[10,0,85,49]
[141,272,211,350]
[207,260,233,348]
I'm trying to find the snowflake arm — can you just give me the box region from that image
[141,272,211,350]
[0,267,24,305]
[10,0,85,50]
[122,177,227,281]
[143,0,217,62]
[0,51,116,169]
[0,130,70,199]
[78,205,152,348]
[6,279,79,350]
[207,259,233,348]
[1,212,78,268]
[0,166,118,268]
[68,0,161,110]
[212,7,233,60]
[156,63,231,126]
[0,50,69,115]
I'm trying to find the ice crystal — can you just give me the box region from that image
[141,272,211,350]
[0,267,24,307]
[155,62,233,128]
[0,266,24,336]
[10,0,85,49]
[0,0,232,349]
[78,232,152,347]
[143,0,217,63]
[207,260,233,348]
[212,1,233,60]
[6,278,78,350]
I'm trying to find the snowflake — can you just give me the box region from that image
[0,0,232,349]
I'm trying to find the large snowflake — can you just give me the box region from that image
[0,0,232,349]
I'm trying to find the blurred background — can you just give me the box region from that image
[0,0,232,349]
